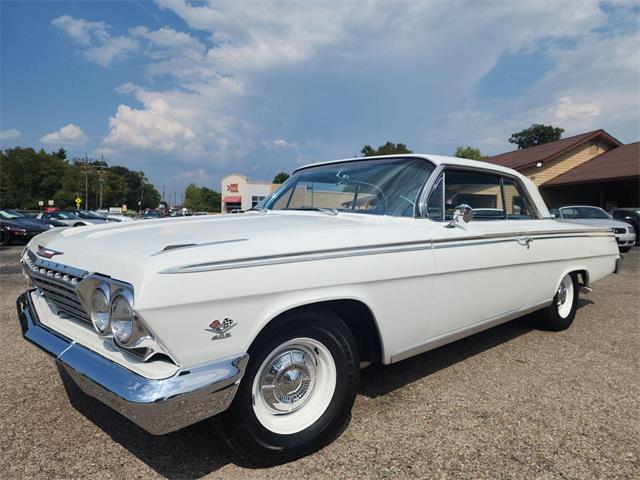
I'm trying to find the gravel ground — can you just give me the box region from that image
[0,245,638,479]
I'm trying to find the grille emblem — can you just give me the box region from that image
[37,245,63,258]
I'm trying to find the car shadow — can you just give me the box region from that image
[57,300,594,477]
[359,301,592,398]
[58,366,233,478]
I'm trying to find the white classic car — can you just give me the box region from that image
[17,154,621,465]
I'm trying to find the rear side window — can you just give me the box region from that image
[426,169,537,220]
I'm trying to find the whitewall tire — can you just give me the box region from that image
[219,307,359,465]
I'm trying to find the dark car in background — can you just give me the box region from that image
[3,209,68,229]
[65,209,112,223]
[610,208,640,245]
[0,210,52,246]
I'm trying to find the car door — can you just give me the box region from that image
[426,168,537,339]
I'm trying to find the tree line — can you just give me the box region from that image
[1,124,562,211]
[0,147,161,210]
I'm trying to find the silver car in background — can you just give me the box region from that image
[551,205,636,252]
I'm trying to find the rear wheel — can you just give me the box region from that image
[540,273,579,331]
[219,308,359,466]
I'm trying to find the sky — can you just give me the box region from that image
[1,0,639,196]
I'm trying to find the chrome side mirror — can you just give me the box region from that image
[445,204,473,228]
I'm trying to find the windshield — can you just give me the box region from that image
[51,212,79,219]
[0,209,22,219]
[560,206,609,219]
[265,157,435,217]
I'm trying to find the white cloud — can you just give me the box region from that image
[51,15,106,45]
[103,95,196,152]
[0,129,21,141]
[52,15,137,66]
[39,124,88,146]
[553,97,600,121]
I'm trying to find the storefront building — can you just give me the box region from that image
[485,130,639,210]
[221,174,279,213]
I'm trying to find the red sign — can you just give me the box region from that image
[227,183,238,193]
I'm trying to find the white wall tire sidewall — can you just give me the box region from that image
[557,274,575,319]
[251,337,337,435]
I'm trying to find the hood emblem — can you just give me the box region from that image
[37,245,63,259]
[207,318,236,340]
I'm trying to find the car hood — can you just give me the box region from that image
[558,218,630,229]
[4,218,50,233]
[27,211,415,283]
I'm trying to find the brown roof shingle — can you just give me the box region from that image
[484,129,623,171]
[543,142,640,186]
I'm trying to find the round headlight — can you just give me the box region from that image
[111,295,133,344]
[90,288,110,333]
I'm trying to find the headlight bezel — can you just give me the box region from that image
[110,289,135,345]
[90,284,111,334]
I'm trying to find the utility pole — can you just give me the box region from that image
[161,185,166,202]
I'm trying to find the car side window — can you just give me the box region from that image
[501,178,536,219]
[426,169,538,221]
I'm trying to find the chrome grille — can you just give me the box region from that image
[22,252,90,323]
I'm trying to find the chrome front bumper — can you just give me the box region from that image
[17,290,248,435]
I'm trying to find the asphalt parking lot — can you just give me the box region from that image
[0,245,638,479]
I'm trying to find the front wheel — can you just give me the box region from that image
[0,229,10,246]
[540,273,579,331]
[619,246,631,253]
[219,308,359,465]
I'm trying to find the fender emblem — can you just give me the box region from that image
[207,318,236,340]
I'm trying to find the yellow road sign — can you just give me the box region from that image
[75,196,82,208]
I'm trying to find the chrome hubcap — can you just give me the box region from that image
[557,283,567,306]
[259,347,316,413]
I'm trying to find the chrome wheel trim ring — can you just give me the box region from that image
[557,274,574,319]
[252,337,337,435]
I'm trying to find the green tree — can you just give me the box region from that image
[184,184,221,212]
[455,146,484,160]
[273,172,290,184]
[53,148,67,160]
[0,147,68,208]
[508,124,564,149]
[361,142,412,157]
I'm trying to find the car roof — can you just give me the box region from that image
[295,153,527,178]
[558,205,605,209]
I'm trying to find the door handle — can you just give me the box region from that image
[516,236,532,249]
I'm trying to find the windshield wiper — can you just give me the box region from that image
[283,207,339,216]
[246,206,268,213]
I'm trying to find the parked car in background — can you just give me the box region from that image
[141,209,167,220]
[17,154,621,464]
[0,210,51,246]
[106,214,134,222]
[550,205,636,252]
[36,211,102,227]
[2,209,67,229]
[610,208,640,245]
[63,210,110,224]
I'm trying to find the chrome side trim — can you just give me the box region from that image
[161,240,435,274]
[161,229,614,274]
[151,238,249,256]
[390,300,552,363]
[17,291,248,435]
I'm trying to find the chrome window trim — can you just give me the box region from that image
[418,164,542,221]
